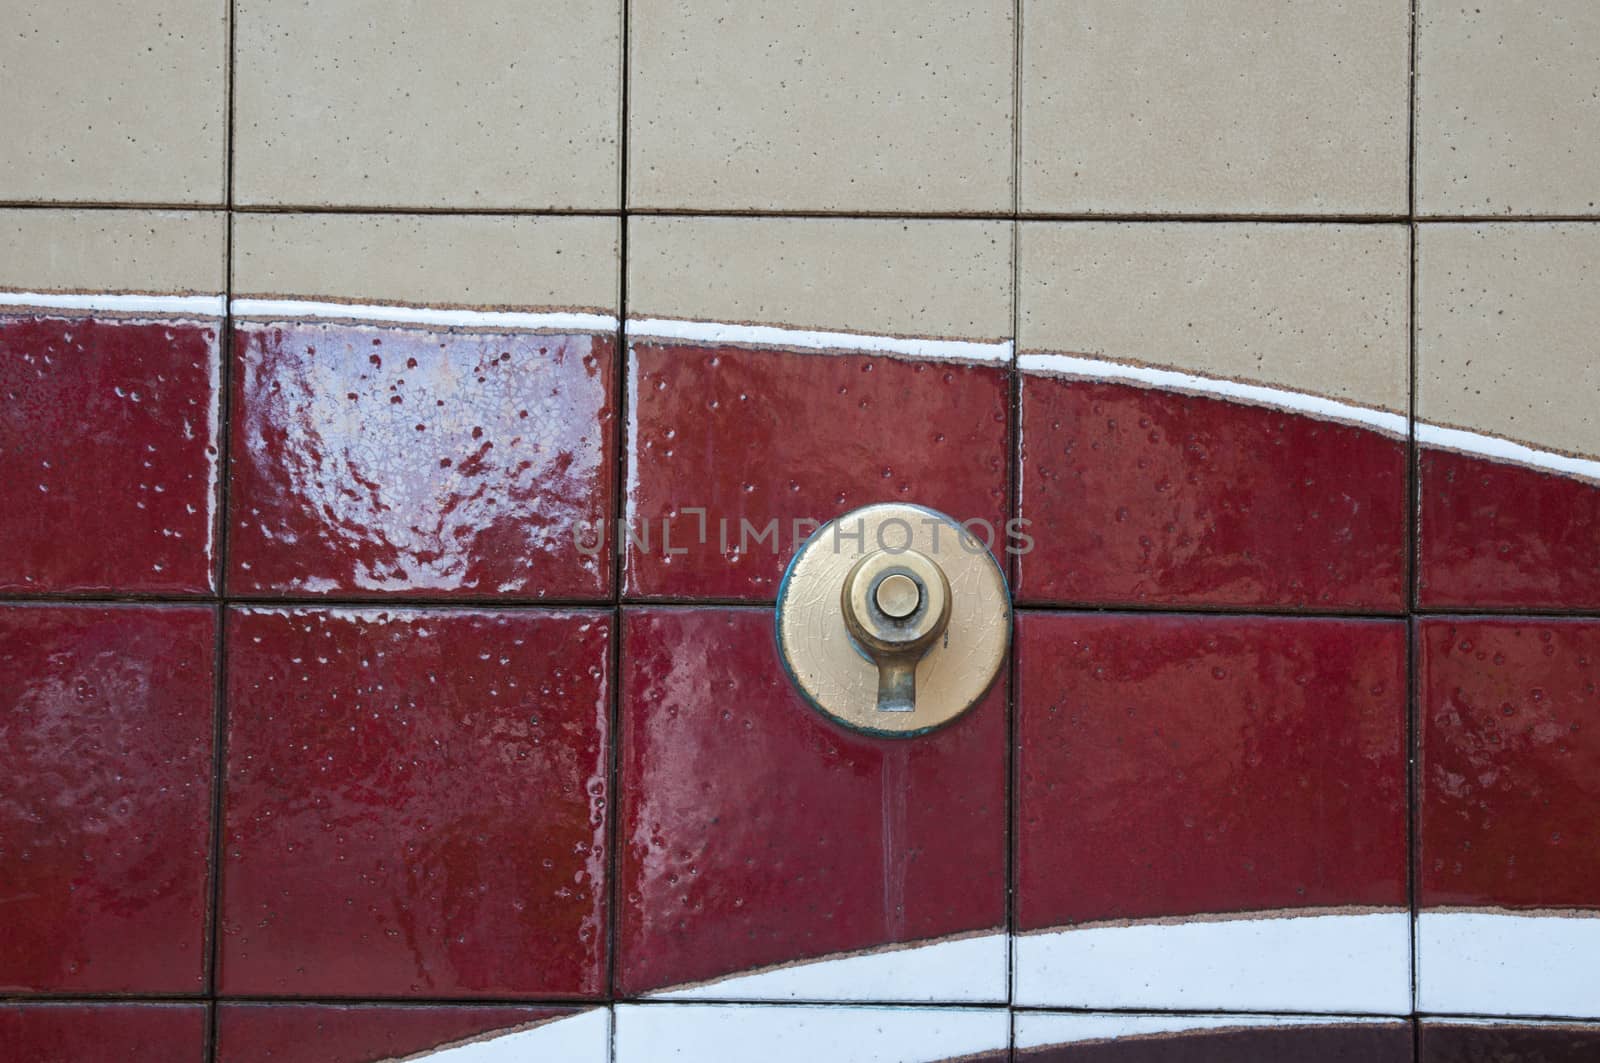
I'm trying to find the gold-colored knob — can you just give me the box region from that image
[776,503,1011,737]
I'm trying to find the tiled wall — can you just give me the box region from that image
[3,2,1599,1061]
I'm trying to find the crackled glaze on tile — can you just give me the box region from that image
[617,607,1007,1001]
[0,1003,207,1063]
[219,607,610,998]
[0,605,215,994]
[227,322,615,598]
[1418,618,1600,1016]
[1014,613,1409,1011]
[214,1004,604,1063]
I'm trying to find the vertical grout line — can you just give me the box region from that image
[1406,0,1422,1043]
[607,0,631,1032]
[205,2,238,1055]
[1005,0,1024,1025]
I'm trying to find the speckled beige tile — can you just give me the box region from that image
[1417,2,1600,216]
[1418,223,1600,457]
[0,209,225,294]
[232,214,618,312]
[0,1,227,205]
[234,0,621,210]
[628,0,1014,214]
[1020,0,1409,216]
[628,217,1011,341]
[1019,222,1409,411]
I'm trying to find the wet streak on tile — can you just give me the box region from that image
[617,607,1007,1001]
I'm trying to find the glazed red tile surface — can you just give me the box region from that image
[220,607,611,998]
[1419,618,1600,910]
[0,1003,206,1063]
[1419,449,1600,608]
[0,314,220,594]
[228,323,616,599]
[215,1003,580,1063]
[1016,375,1406,610]
[0,605,215,994]
[1019,1023,1412,1063]
[617,606,1007,996]
[1015,613,1407,928]
[625,343,1010,600]
[1420,1021,1600,1062]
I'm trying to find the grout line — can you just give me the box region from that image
[1407,0,1422,1031]
[1005,0,1023,1015]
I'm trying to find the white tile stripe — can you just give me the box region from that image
[1018,351,1409,436]
[1023,350,1600,482]
[230,298,618,333]
[0,291,226,317]
[645,930,1006,1003]
[1416,422,1600,483]
[1015,1011,1402,1049]
[1418,911,1600,1018]
[613,1003,1010,1062]
[1012,911,1413,1014]
[627,316,1013,364]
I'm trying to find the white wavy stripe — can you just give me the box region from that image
[1013,911,1411,1014]
[1019,352,1408,436]
[230,298,618,333]
[645,931,1006,1003]
[0,291,225,317]
[1015,1011,1403,1049]
[412,1007,608,1062]
[1418,911,1600,1018]
[628,317,1012,364]
[613,1004,1008,1062]
[1416,422,1600,483]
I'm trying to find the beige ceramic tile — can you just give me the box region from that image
[628,217,1012,341]
[234,0,621,209]
[1418,223,1600,458]
[1019,222,1409,411]
[1417,2,1600,216]
[628,0,1014,213]
[0,0,227,205]
[232,214,618,312]
[0,209,225,294]
[1020,0,1409,216]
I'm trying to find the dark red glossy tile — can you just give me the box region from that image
[1016,1015,1412,1062]
[0,1003,206,1063]
[1016,374,1406,610]
[1416,618,1600,1016]
[624,343,1010,600]
[220,607,611,998]
[1014,612,1409,1011]
[216,1003,606,1063]
[0,604,215,994]
[0,314,220,594]
[617,606,1007,1000]
[1419,618,1600,911]
[1421,1020,1600,1062]
[228,323,615,599]
[1419,448,1600,609]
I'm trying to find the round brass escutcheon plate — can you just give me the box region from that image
[775,503,1012,737]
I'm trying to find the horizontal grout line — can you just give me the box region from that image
[231,298,617,332]
[629,317,1011,363]
[0,291,225,316]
